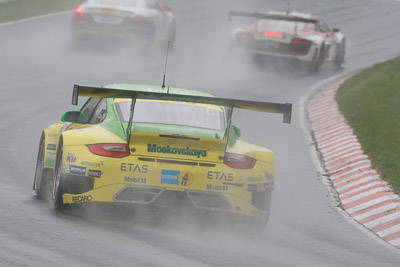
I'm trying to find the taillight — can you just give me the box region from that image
[75,7,84,14]
[264,32,283,37]
[88,144,130,158]
[292,38,310,45]
[223,153,256,169]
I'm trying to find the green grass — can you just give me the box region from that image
[0,0,83,23]
[336,56,400,194]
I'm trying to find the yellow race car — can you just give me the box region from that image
[33,84,291,226]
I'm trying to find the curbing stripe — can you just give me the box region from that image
[341,185,392,203]
[340,180,389,195]
[360,208,400,225]
[343,192,396,210]
[325,152,367,168]
[334,171,379,188]
[372,218,400,233]
[326,155,369,171]
[389,238,400,247]
[328,159,371,174]
[384,231,400,242]
[364,211,400,228]
[354,203,399,221]
[379,225,400,238]
[323,146,363,162]
[350,198,400,217]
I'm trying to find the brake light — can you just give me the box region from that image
[223,153,256,169]
[88,144,130,158]
[264,32,282,37]
[75,7,84,14]
[292,38,310,45]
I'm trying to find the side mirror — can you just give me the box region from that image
[161,5,171,12]
[62,111,80,123]
[332,28,339,33]
[232,125,241,137]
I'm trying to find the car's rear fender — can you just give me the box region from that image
[42,122,71,169]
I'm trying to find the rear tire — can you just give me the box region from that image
[33,135,52,200]
[308,45,325,73]
[52,140,68,210]
[334,39,346,68]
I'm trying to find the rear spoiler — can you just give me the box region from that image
[229,11,317,24]
[72,84,292,124]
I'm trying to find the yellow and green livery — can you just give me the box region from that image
[33,83,291,226]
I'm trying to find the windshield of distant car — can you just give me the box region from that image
[92,0,140,5]
[115,99,225,131]
[257,19,309,32]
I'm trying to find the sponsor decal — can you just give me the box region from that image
[120,163,148,173]
[45,152,56,166]
[222,182,243,187]
[206,184,228,191]
[264,171,273,181]
[179,171,194,186]
[47,144,56,151]
[46,152,56,160]
[48,133,57,140]
[207,171,233,181]
[147,144,207,158]
[65,152,77,163]
[247,176,262,182]
[161,169,180,185]
[72,195,92,203]
[69,165,86,176]
[247,184,258,191]
[88,169,102,178]
[124,176,147,184]
[81,161,103,168]
[263,183,274,190]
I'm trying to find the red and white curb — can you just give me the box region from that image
[307,76,400,249]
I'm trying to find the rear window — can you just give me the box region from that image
[115,100,225,131]
[258,19,309,32]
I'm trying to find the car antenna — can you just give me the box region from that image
[161,41,170,91]
[286,1,291,14]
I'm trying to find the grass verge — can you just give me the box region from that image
[0,0,82,23]
[336,56,400,194]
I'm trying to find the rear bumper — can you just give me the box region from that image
[233,39,318,63]
[62,183,271,220]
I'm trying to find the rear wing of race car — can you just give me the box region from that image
[72,84,292,123]
[72,84,292,143]
[228,11,317,24]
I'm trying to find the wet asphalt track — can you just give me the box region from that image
[1,0,400,266]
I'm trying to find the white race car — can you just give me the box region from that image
[230,11,346,72]
[71,0,176,48]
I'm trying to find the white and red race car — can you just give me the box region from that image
[229,11,346,72]
[71,0,176,48]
